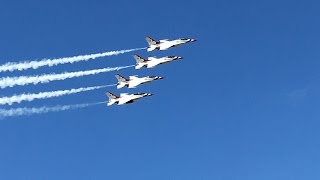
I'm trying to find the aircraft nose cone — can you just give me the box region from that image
[191,39,197,42]
[147,93,153,96]
[177,56,183,59]
[158,77,164,80]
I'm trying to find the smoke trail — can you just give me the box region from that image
[0,84,115,105]
[0,47,145,72]
[0,102,106,118]
[0,65,134,89]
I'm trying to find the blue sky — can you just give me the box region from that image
[0,0,320,179]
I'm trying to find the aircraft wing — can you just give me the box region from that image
[159,39,169,43]
[129,75,139,80]
[148,56,158,60]
[120,93,129,97]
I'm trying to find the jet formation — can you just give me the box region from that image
[106,36,196,106]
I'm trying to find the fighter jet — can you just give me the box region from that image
[146,36,196,52]
[106,92,153,106]
[115,74,163,89]
[134,54,182,69]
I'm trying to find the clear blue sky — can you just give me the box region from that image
[0,0,320,179]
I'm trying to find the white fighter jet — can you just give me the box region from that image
[115,74,163,89]
[106,92,153,106]
[134,54,182,69]
[146,36,196,52]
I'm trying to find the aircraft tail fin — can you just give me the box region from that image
[133,54,146,63]
[145,36,158,46]
[115,74,127,83]
[106,92,117,100]
[115,75,128,89]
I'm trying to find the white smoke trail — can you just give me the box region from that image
[0,101,106,118]
[0,47,145,72]
[0,65,134,89]
[0,84,115,105]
